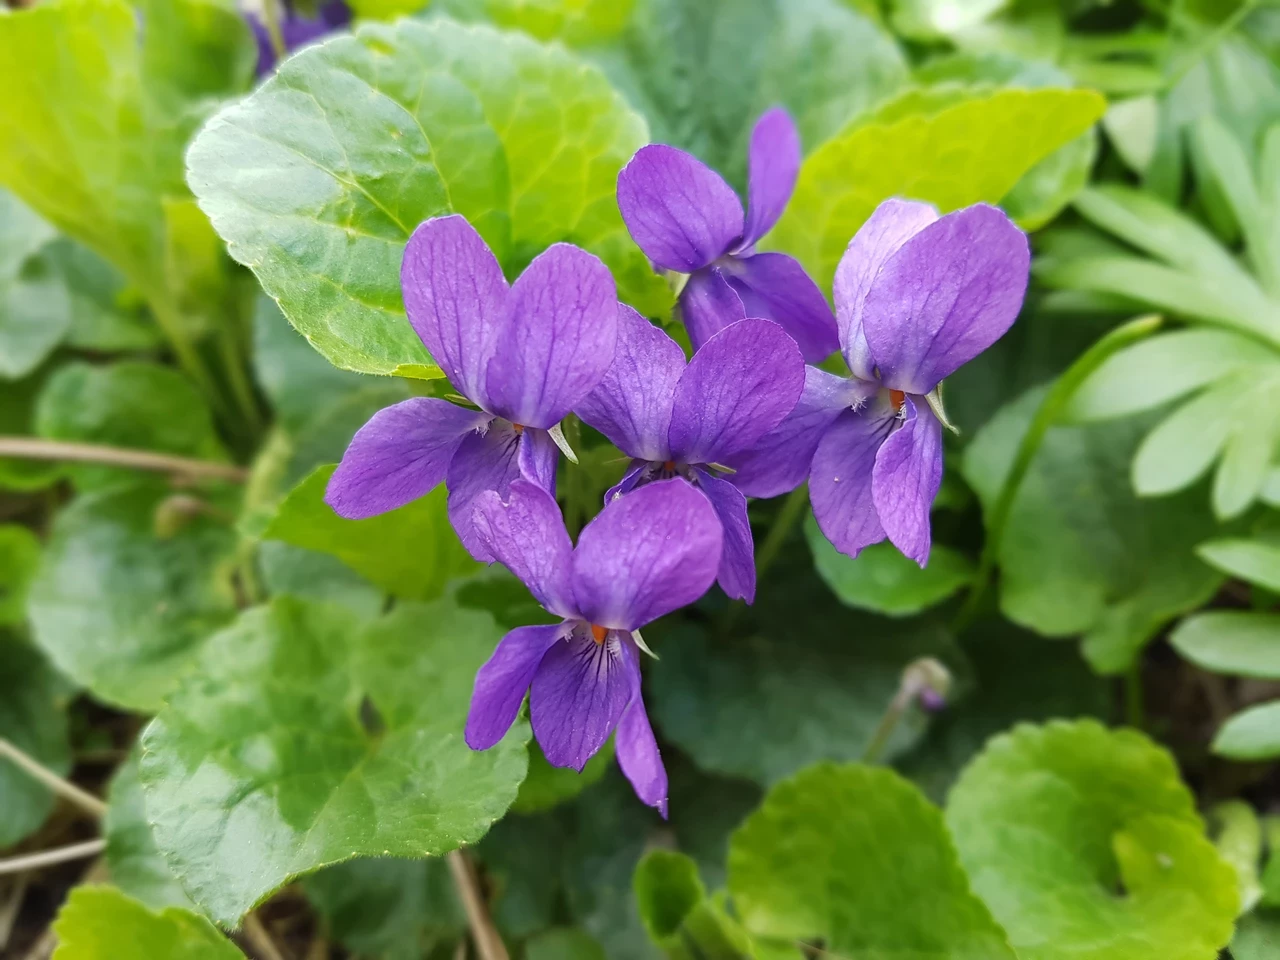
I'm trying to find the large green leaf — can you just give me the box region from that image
[728,763,1016,958]
[187,17,666,376]
[263,465,479,600]
[49,886,243,960]
[139,595,529,925]
[961,386,1222,674]
[0,637,71,849]
[946,720,1239,960]
[27,483,238,711]
[770,86,1105,291]
[105,752,198,913]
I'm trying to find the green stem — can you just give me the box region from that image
[259,0,288,61]
[951,315,1163,636]
[754,485,809,583]
[217,321,265,439]
[145,290,233,427]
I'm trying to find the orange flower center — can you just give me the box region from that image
[663,460,676,471]
[512,423,525,434]
[590,624,608,644]
[889,389,906,411]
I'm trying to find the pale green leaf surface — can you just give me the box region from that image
[0,523,40,626]
[436,0,635,45]
[1131,379,1237,497]
[49,886,242,960]
[38,239,160,352]
[27,483,238,711]
[0,637,71,848]
[1170,612,1280,679]
[728,763,1016,958]
[105,752,198,912]
[946,720,1238,960]
[0,246,72,379]
[264,465,479,599]
[258,541,385,617]
[1211,800,1264,913]
[139,595,529,925]
[1233,910,1280,960]
[1213,701,1280,760]
[187,18,666,376]
[771,87,1105,291]
[1198,536,1280,592]
[0,189,57,282]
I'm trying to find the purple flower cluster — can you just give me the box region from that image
[327,108,1030,813]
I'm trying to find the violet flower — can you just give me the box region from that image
[730,200,1030,566]
[326,215,617,561]
[248,0,351,76]
[616,108,838,363]
[575,309,804,603]
[465,478,723,815]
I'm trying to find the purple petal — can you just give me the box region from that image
[472,480,575,617]
[693,468,756,604]
[401,216,508,407]
[834,198,939,379]
[325,398,490,520]
[615,653,668,817]
[727,367,865,498]
[667,319,805,466]
[722,252,840,363]
[872,399,943,566]
[603,459,648,504]
[617,145,744,272]
[483,244,617,429]
[575,305,684,462]
[572,478,722,630]
[861,204,1030,394]
[446,422,556,561]
[530,626,636,771]
[809,402,898,559]
[739,107,801,251]
[679,267,747,353]
[466,623,566,750]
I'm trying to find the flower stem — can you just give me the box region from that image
[447,850,508,960]
[0,841,106,876]
[0,437,247,483]
[862,658,951,764]
[259,0,288,60]
[754,485,809,583]
[951,315,1162,635]
[0,739,106,820]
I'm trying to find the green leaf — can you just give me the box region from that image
[526,929,609,960]
[806,513,972,616]
[946,720,1239,960]
[41,239,159,353]
[35,361,231,493]
[891,0,1007,39]
[1171,612,1280,679]
[634,850,707,946]
[1198,536,1280,592]
[1213,700,1280,761]
[0,523,40,626]
[49,886,243,960]
[962,386,1222,674]
[139,595,529,925]
[28,483,238,711]
[0,247,72,381]
[257,541,385,617]
[1232,909,1280,960]
[513,738,614,814]
[436,0,636,45]
[0,188,57,280]
[1130,377,1236,497]
[728,763,1016,958]
[303,858,465,960]
[1211,800,1264,913]
[0,368,64,492]
[771,87,1105,291]
[105,752,197,913]
[187,17,666,376]
[264,465,479,600]
[0,637,71,848]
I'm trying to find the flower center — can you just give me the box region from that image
[512,423,525,434]
[888,389,906,411]
[590,623,608,644]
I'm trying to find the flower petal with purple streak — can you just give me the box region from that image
[472,481,576,617]
[859,203,1030,394]
[576,305,685,462]
[739,107,802,251]
[833,198,939,379]
[401,215,508,408]
[530,627,636,771]
[872,398,943,566]
[617,145,744,272]
[722,252,840,363]
[693,467,756,603]
[678,267,747,352]
[572,479,722,630]
[326,397,490,519]
[484,243,617,429]
[615,645,668,817]
[667,319,805,467]
[465,622,566,750]
[809,402,898,559]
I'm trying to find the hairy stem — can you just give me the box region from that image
[448,849,508,960]
[0,841,106,877]
[0,437,247,483]
[0,739,106,819]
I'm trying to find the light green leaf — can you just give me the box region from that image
[806,513,972,616]
[635,849,764,959]
[188,18,666,376]
[0,244,72,380]
[0,637,71,849]
[34,361,231,493]
[1211,800,1264,914]
[1065,329,1275,423]
[1214,376,1280,518]
[513,738,614,814]
[49,886,243,960]
[105,752,197,913]
[139,595,529,925]
[436,0,636,45]
[962,387,1222,674]
[258,541,385,617]
[1171,612,1280,679]
[1198,536,1280,592]
[728,763,1016,958]
[264,465,479,600]
[1131,378,1236,497]
[771,87,1105,291]
[892,0,1007,40]
[946,720,1239,960]
[526,929,609,960]
[1103,95,1159,174]
[40,239,160,352]
[1213,700,1280,761]
[0,523,40,626]
[0,188,57,281]
[28,483,238,711]
[1232,909,1280,960]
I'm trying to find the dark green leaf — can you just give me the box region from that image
[0,637,71,848]
[525,929,609,960]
